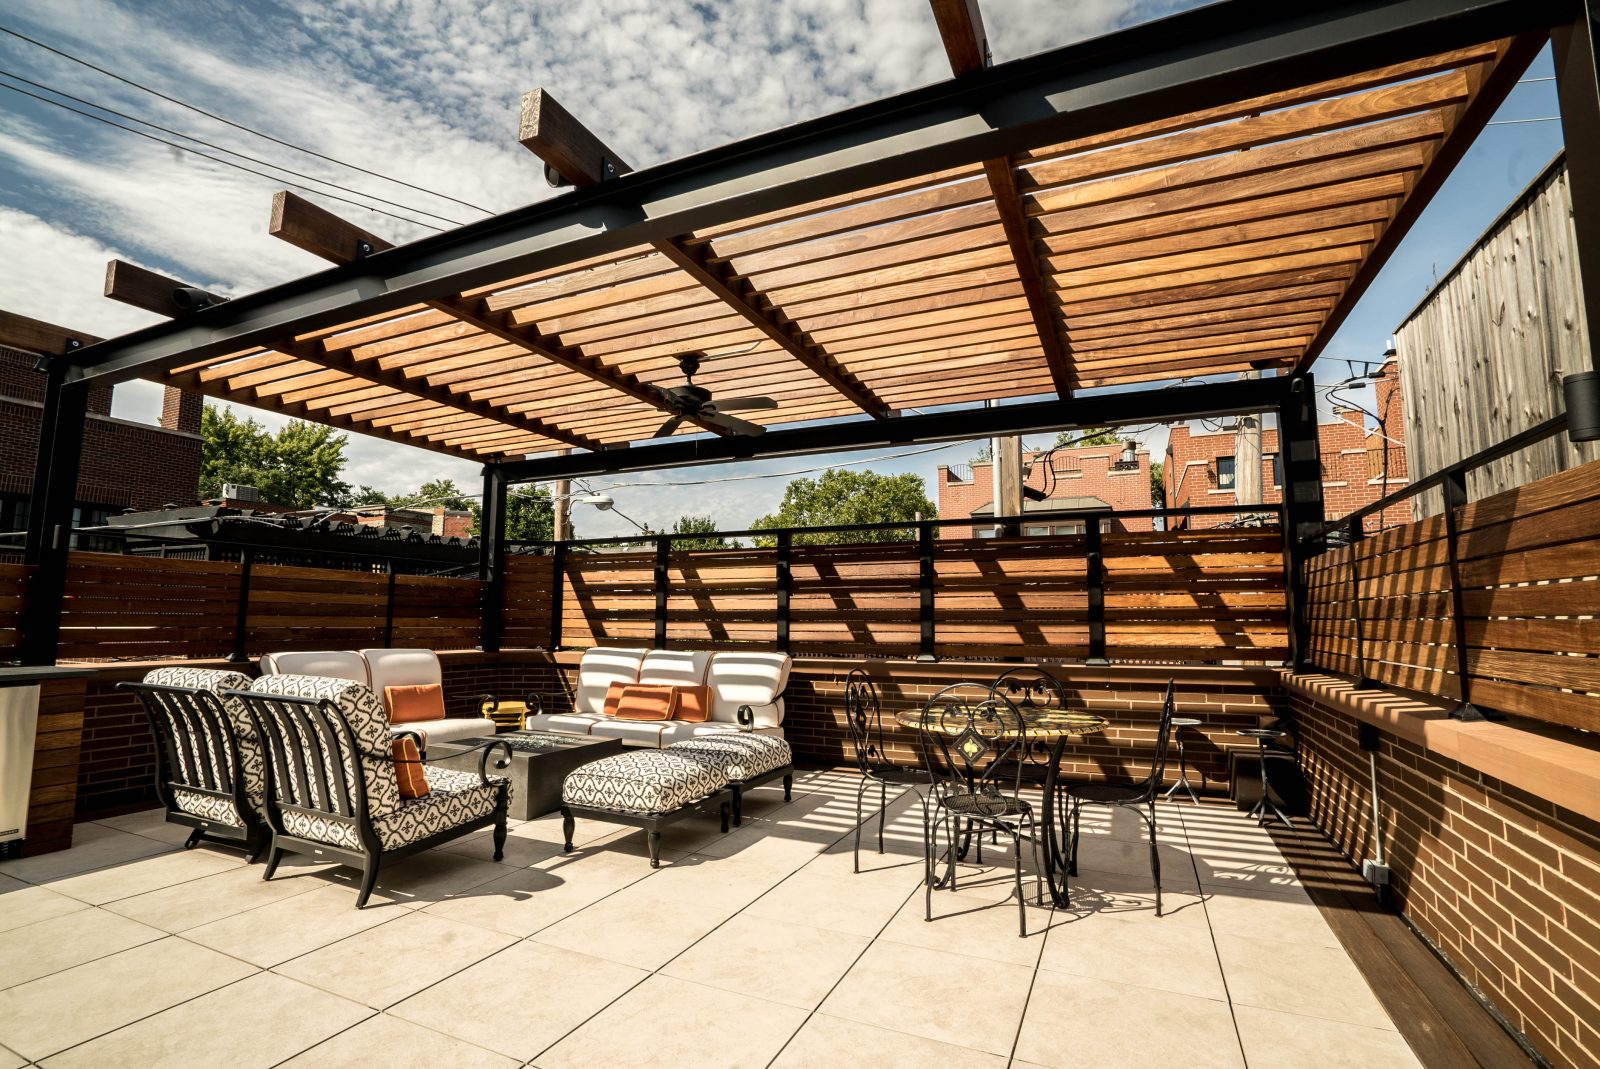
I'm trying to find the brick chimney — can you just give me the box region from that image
[160,386,203,435]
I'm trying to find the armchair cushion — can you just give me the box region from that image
[666,734,791,782]
[638,650,711,688]
[575,648,647,716]
[259,651,368,685]
[562,751,725,815]
[142,666,260,818]
[376,766,504,851]
[705,652,791,727]
[393,736,429,798]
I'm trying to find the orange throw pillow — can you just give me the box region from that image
[673,685,713,723]
[612,684,679,721]
[392,736,429,798]
[386,683,444,724]
[603,680,627,718]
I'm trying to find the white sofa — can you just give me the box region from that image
[258,649,495,747]
[524,646,790,747]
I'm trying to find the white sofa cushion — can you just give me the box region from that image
[526,712,602,736]
[563,751,725,814]
[654,721,743,746]
[590,719,668,747]
[637,649,711,688]
[395,718,497,748]
[361,648,443,700]
[259,650,368,685]
[705,652,791,727]
[575,648,647,716]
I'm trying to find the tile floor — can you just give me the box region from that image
[0,773,1423,1068]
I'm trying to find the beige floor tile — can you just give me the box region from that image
[45,846,241,906]
[512,811,622,848]
[275,911,515,1008]
[1215,931,1394,1029]
[1202,885,1341,947]
[438,825,563,868]
[389,940,645,1061]
[771,1013,1007,1069]
[1064,866,1207,915]
[365,851,510,908]
[0,936,255,1060]
[537,973,807,1069]
[1069,835,1199,889]
[0,908,164,989]
[278,1012,519,1068]
[39,970,371,1069]
[0,1044,21,1069]
[661,913,869,1008]
[184,883,400,967]
[882,886,1052,966]
[821,939,1035,1056]
[0,879,90,934]
[102,860,322,932]
[533,856,787,970]
[695,815,838,868]
[1015,971,1243,1069]
[1037,905,1226,999]
[0,823,172,884]
[745,860,921,938]
[421,847,649,937]
[90,807,194,846]
[1193,854,1308,897]
[1233,1003,1422,1068]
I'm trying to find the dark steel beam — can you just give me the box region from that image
[66,0,1565,387]
[479,464,508,653]
[499,376,1292,484]
[1554,1,1600,438]
[1278,374,1326,671]
[20,367,89,665]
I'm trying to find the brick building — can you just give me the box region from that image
[1164,362,1410,530]
[340,504,476,541]
[1,348,203,547]
[937,441,1155,538]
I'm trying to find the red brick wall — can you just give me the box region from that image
[1291,689,1600,1069]
[937,445,1155,538]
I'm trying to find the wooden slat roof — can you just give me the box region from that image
[144,35,1527,460]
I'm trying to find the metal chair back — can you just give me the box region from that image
[1128,680,1178,802]
[231,689,373,848]
[844,669,889,776]
[123,681,247,820]
[991,666,1070,767]
[915,682,1028,804]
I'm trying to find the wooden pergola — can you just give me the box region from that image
[8,0,1600,667]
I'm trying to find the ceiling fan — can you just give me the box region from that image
[654,351,776,438]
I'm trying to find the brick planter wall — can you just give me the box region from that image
[1290,689,1600,1069]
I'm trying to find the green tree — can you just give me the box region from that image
[200,406,351,509]
[750,469,936,546]
[391,479,473,510]
[1149,460,1165,507]
[1052,427,1121,447]
[670,514,731,550]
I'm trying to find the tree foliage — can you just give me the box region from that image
[1053,427,1122,447]
[501,488,556,542]
[1149,460,1165,507]
[750,469,936,546]
[670,514,731,550]
[200,406,351,509]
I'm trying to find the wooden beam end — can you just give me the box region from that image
[517,86,631,187]
[269,190,392,265]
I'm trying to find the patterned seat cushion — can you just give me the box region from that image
[249,674,403,834]
[563,751,726,814]
[376,766,507,851]
[143,666,260,817]
[666,734,791,781]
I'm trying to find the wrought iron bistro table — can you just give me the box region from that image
[894,706,1107,907]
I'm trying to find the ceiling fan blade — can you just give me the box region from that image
[704,396,778,413]
[699,411,766,436]
[654,415,684,438]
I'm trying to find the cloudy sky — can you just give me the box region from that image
[0,0,1567,536]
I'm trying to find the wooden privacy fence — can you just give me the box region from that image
[1305,453,1600,733]
[506,525,1288,664]
[31,551,483,662]
[0,562,29,658]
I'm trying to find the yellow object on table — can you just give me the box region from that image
[480,698,529,733]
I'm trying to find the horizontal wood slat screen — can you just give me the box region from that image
[518,527,1287,663]
[0,562,32,660]
[1303,456,1600,732]
[51,551,484,661]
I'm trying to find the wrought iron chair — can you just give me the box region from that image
[917,682,1044,938]
[844,669,936,877]
[119,668,267,861]
[229,674,512,909]
[1065,680,1176,914]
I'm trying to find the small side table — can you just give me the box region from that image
[1163,717,1203,803]
[1235,727,1292,827]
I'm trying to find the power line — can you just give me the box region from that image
[0,80,447,232]
[0,23,492,215]
[0,68,467,226]
[1486,116,1561,126]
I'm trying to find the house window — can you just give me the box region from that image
[975,526,997,539]
[1216,455,1236,489]
[1024,525,1051,536]
[1267,453,1283,487]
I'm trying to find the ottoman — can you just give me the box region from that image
[560,750,731,867]
[666,735,793,826]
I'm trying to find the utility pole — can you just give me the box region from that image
[552,448,572,540]
[992,433,1023,536]
[1234,370,1262,515]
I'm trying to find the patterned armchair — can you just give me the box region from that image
[119,667,268,861]
[231,674,513,908]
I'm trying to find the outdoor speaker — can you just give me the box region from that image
[1566,371,1600,442]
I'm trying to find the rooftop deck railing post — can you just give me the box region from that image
[775,531,792,655]
[19,361,88,666]
[548,541,565,650]
[1441,470,1490,721]
[1279,374,1327,672]
[1344,518,1376,689]
[226,549,254,663]
[1085,513,1108,665]
[1554,1,1600,442]
[478,464,507,654]
[917,521,936,662]
[654,537,669,649]
[382,561,396,649]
